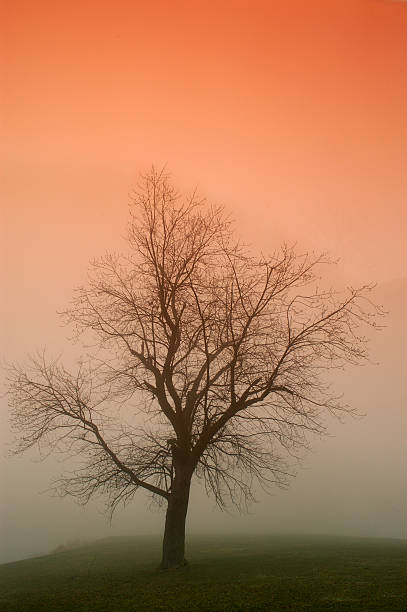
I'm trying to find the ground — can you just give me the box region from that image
[1,534,407,611]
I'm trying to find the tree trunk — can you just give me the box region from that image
[160,466,191,569]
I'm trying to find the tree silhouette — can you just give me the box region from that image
[7,169,381,568]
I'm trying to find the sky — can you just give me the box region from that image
[1,0,407,563]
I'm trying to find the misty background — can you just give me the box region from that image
[1,242,406,565]
[1,0,407,564]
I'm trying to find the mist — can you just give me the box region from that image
[2,0,407,565]
[1,271,406,564]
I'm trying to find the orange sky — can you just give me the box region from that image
[2,0,407,562]
[2,0,407,354]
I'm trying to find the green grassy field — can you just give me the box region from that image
[1,534,407,611]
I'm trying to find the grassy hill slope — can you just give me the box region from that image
[1,534,407,611]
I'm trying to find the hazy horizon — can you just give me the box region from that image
[2,276,406,564]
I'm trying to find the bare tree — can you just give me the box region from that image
[7,169,382,569]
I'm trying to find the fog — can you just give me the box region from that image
[2,0,407,564]
[1,271,406,564]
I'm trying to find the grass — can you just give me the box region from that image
[1,534,407,611]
